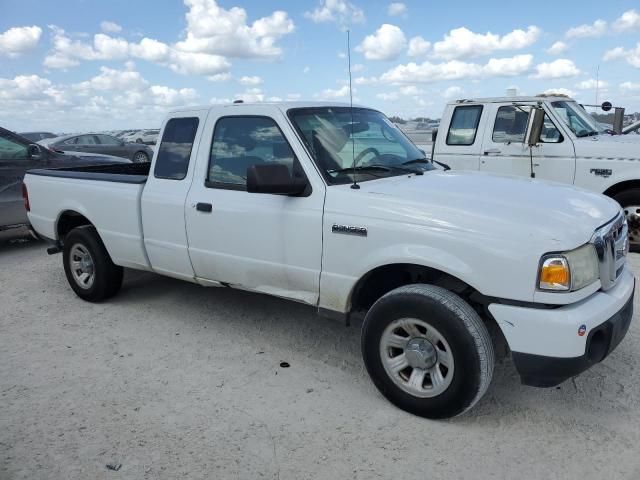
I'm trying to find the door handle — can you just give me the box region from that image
[196,202,212,213]
[483,149,501,155]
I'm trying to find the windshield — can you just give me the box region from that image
[288,107,433,185]
[551,101,600,137]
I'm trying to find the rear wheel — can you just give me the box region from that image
[63,226,123,302]
[361,284,494,419]
[613,188,640,250]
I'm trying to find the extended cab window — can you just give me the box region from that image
[446,105,483,146]
[154,117,199,180]
[207,116,299,189]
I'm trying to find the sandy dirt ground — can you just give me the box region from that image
[1,227,639,480]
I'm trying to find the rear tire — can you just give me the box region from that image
[63,226,123,302]
[613,188,640,250]
[133,151,149,163]
[361,284,494,419]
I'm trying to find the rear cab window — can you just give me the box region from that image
[446,105,483,146]
[154,117,199,180]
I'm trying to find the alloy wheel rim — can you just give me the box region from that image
[380,317,454,398]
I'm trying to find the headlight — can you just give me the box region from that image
[538,244,599,292]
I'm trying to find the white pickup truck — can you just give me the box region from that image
[24,102,634,419]
[429,96,640,246]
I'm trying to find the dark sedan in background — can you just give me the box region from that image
[40,133,153,163]
[1,127,128,231]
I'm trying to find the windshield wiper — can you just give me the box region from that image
[403,157,450,171]
[328,164,423,176]
[576,131,599,138]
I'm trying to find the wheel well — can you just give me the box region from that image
[57,211,93,240]
[603,180,640,199]
[350,264,509,356]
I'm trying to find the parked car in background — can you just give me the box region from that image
[115,129,137,139]
[40,133,153,163]
[0,127,127,231]
[19,132,57,142]
[133,129,160,145]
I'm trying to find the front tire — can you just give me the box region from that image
[63,226,123,302]
[361,284,494,419]
[613,188,640,249]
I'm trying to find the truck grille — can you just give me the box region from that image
[591,212,628,291]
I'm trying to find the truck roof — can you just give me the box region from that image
[446,95,574,105]
[168,101,368,114]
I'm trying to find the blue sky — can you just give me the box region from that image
[1,0,639,131]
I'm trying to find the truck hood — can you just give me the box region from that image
[573,135,640,160]
[351,170,620,250]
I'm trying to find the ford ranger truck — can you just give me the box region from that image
[23,102,635,419]
[428,96,640,248]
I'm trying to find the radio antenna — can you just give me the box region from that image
[347,29,359,189]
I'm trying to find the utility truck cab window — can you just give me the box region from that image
[551,101,599,137]
[208,116,297,189]
[446,105,483,145]
[492,106,562,144]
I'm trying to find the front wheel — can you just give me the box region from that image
[63,226,123,302]
[361,284,494,419]
[613,189,640,250]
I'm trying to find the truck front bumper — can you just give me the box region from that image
[489,268,635,387]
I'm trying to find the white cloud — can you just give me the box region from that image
[576,78,609,90]
[546,41,567,55]
[351,63,365,72]
[239,75,263,85]
[399,85,423,96]
[354,76,378,85]
[613,9,640,32]
[44,26,129,68]
[149,85,198,106]
[315,85,351,99]
[531,59,580,79]
[0,74,53,101]
[356,24,406,61]
[380,54,533,84]
[620,81,640,91]
[175,0,294,59]
[443,86,464,99]
[432,25,540,60]
[387,2,407,16]
[542,88,575,97]
[303,66,311,74]
[603,43,640,68]
[407,36,430,57]
[169,51,230,75]
[565,19,607,38]
[376,92,399,101]
[305,0,365,26]
[74,66,148,93]
[0,26,42,57]
[100,21,122,34]
[130,38,171,62]
[207,72,232,82]
[235,87,265,102]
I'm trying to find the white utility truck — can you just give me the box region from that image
[429,96,640,246]
[24,102,634,419]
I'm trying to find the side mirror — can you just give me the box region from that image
[613,107,625,135]
[527,107,545,146]
[246,164,308,196]
[28,144,44,160]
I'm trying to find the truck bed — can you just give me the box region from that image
[27,162,150,184]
